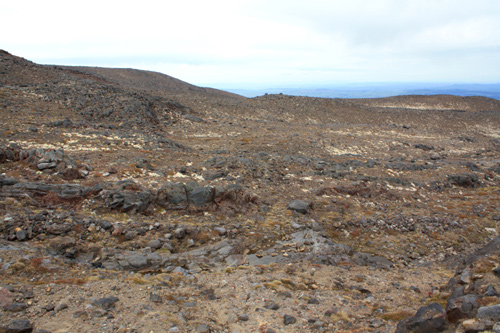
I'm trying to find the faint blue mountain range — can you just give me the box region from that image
[225,83,500,99]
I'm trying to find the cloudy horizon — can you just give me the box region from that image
[1,0,499,89]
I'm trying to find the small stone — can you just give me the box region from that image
[459,269,471,285]
[150,293,163,304]
[493,267,500,277]
[237,314,249,321]
[311,220,324,231]
[44,303,55,311]
[92,297,119,310]
[312,320,325,328]
[225,254,246,267]
[325,308,338,316]
[15,230,28,241]
[147,239,162,250]
[55,303,68,312]
[196,324,210,332]
[214,227,227,236]
[410,286,421,293]
[284,315,297,325]
[290,221,305,229]
[37,162,57,170]
[5,302,28,312]
[264,302,280,310]
[278,291,292,298]
[486,285,500,297]
[462,318,488,332]
[125,231,137,240]
[174,227,186,239]
[172,266,189,275]
[188,262,202,274]
[450,286,465,300]
[308,298,320,304]
[162,242,173,251]
[430,153,442,160]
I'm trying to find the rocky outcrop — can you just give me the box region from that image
[0,145,87,180]
[398,236,500,331]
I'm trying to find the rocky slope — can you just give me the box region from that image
[62,66,244,101]
[1,50,500,332]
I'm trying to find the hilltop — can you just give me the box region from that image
[1,50,500,332]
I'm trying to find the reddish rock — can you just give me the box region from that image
[0,287,14,309]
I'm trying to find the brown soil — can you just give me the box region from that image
[1,49,500,332]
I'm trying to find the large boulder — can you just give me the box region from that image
[0,287,14,309]
[446,294,480,324]
[157,182,188,209]
[106,190,154,213]
[48,236,77,256]
[447,173,480,188]
[0,319,33,333]
[287,200,310,214]
[157,181,214,209]
[396,303,449,333]
[477,304,500,321]
[186,182,215,207]
[102,180,154,213]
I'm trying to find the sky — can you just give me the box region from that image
[1,0,499,89]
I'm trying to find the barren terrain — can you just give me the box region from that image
[1,50,500,332]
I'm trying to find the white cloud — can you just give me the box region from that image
[1,0,499,86]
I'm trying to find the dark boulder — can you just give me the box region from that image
[0,175,19,186]
[188,186,215,207]
[125,254,149,270]
[287,200,310,214]
[0,319,33,332]
[92,296,119,310]
[48,236,77,256]
[283,315,297,325]
[396,303,448,333]
[103,182,155,213]
[446,294,480,324]
[157,182,188,209]
[464,161,481,171]
[415,144,435,151]
[477,304,500,321]
[447,173,480,188]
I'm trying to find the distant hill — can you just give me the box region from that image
[228,83,500,100]
[62,66,244,100]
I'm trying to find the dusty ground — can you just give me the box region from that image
[1,50,500,332]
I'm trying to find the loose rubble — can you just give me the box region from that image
[1,49,500,332]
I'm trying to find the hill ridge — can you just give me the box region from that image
[60,65,245,100]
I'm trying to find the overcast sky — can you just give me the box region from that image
[1,0,499,88]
